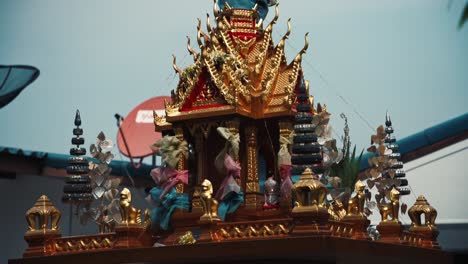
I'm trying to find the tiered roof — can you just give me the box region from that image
[155,3,309,129]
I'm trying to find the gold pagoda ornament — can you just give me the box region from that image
[24,195,62,257]
[408,195,440,248]
[290,168,330,236]
[25,195,61,233]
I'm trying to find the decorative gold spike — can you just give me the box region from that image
[293,32,309,63]
[265,3,279,32]
[213,0,219,17]
[172,55,183,76]
[278,18,291,48]
[305,80,310,95]
[186,36,199,61]
[197,19,204,48]
[206,13,212,34]
[252,3,258,13]
[256,18,264,29]
[224,1,232,11]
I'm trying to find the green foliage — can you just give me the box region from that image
[331,144,364,191]
[329,113,364,191]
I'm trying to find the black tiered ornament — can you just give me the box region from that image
[384,111,410,196]
[62,110,93,203]
[291,78,323,176]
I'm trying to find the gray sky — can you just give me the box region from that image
[1,0,467,161]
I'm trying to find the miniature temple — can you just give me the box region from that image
[10,1,455,263]
[153,1,308,214]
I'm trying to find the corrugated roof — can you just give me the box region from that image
[0,147,152,179]
[0,146,47,159]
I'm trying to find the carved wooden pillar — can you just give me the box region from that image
[191,132,205,213]
[244,125,260,209]
[174,126,187,193]
[278,120,293,148]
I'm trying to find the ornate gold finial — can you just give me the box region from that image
[153,110,168,128]
[119,188,142,225]
[409,195,438,231]
[277,18,291,49]
[213,0,219,17]
[293,32,309,64]
[407,195,439,248]
[206,13,212,33]
[197,19,204,48]
[378,186,401,224]
[199,179,221,223]
[25,195,61,234]
[187,36,199,61]
[252,3,258,12]
[172,55,183,76]
[346,180,366,218]
[164,99,179,115]
[291,168,327,213]
[224,1,232,11]
[265,3,279,33]
[177,231,197,245]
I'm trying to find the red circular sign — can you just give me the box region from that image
[117,96,170,158]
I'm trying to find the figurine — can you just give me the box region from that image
[119,188,141,225]
[200,179,221,222]
[346,180,366,217]
[328,199,347,221]
[97,205,116,233]
[378,186,400,223]
[263,172,280,209]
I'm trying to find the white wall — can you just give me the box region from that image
[367,139,468,226]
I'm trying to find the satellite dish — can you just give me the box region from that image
[116,96,170,167]
[0,65,39,109]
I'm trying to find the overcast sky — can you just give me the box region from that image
[1,0,467,162]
